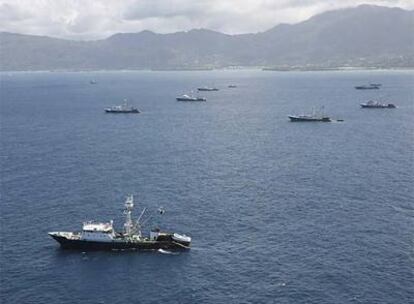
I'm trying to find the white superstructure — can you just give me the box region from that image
[80,220,115,242]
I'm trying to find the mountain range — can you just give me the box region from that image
[1,5,413,71]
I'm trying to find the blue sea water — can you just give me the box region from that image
[0,70,413,304]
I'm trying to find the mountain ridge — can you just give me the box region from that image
[1,5,413,71]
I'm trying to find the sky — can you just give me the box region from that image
[0,0,413,40]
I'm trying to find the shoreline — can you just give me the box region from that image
[1,67,414,73]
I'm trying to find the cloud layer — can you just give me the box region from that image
[1,0,413,40]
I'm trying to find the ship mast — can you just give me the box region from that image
[124,195,134,236]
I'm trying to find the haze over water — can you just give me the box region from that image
[1,70,413,303]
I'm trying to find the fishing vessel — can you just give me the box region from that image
[289,107,331,122]
[288,115,331,122]
[355,84,380,90]
[105,102,140,113]
[176,94,206,102]
[360,100,396,108]
[49,195,191,251]
[197,87,219,91]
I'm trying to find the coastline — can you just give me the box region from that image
[1,67,414,73]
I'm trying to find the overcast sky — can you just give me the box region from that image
[0,0,413,40]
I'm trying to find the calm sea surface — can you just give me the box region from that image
[1,70,413,304]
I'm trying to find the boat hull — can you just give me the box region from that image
[197,88,219,91]
[360,104,395,108]
[355,86,379,90]
[105,110,140,113]
[176,98,206,102]
[49,234,190,251]
[288,116,331,122]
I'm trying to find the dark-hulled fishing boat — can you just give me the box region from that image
[49,195,191,251]
[360,100,396,108]
[105,102,140,113]
[176,94,206,102]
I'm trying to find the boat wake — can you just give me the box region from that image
[158,249,178,255]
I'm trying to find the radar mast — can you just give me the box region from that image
[124,195,134,236]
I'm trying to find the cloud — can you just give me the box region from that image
[122,0,208,20]
[0,0,413,40]
[0,3,30,22]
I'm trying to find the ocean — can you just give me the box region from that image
[1,70,413,304]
